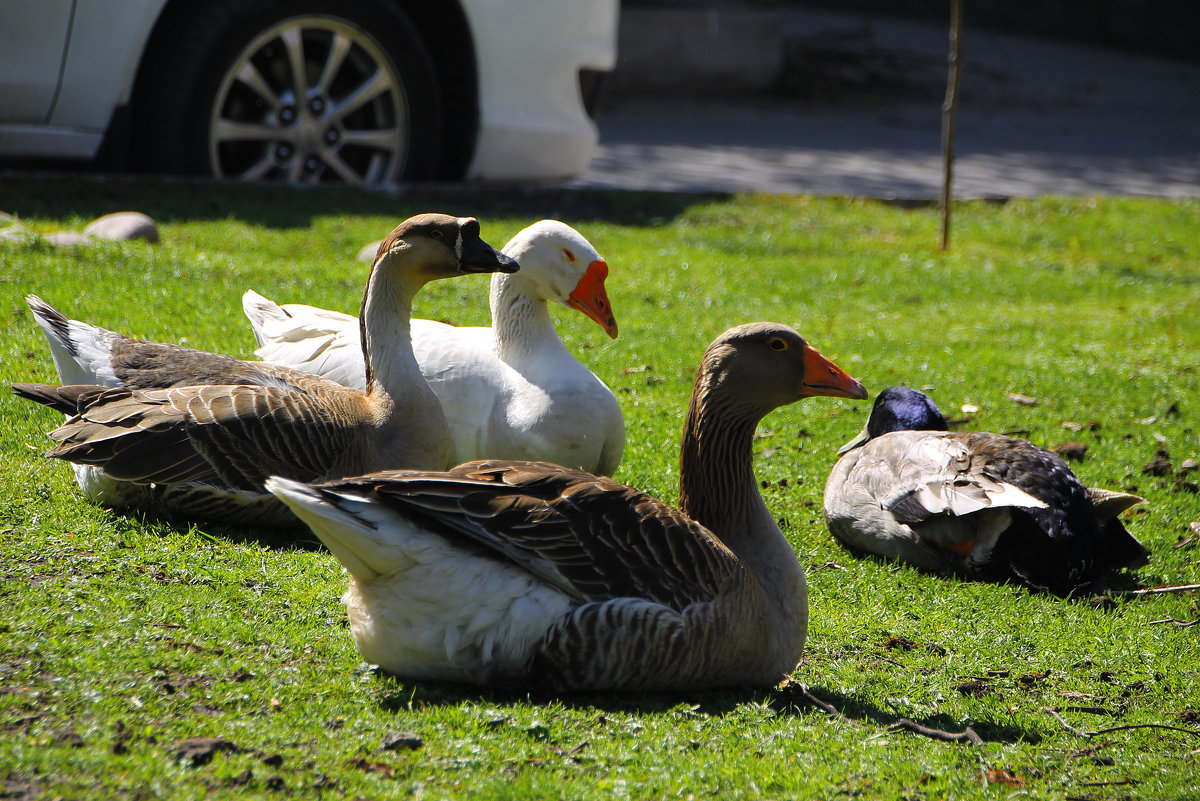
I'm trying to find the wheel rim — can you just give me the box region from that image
[209,16,409,186]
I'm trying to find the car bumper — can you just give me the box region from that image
[461,0,618,182]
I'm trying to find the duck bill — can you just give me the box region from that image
[801,345,868,400]
[836,422,872,455]
[567,260,619,338]
[460,233,521,275]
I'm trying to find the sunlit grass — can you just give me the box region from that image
[1,177,1197,799]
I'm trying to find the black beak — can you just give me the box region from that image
[459,221,520,274]
[461,247,519,274]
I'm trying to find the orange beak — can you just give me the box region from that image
[801,345,868,400]
[567,260,619,339]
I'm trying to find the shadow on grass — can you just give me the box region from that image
[373,674,1037,745]
[0,172,730,229]
[132,514,327,553]
[767,681,1036,744]
[831,546,1148,601]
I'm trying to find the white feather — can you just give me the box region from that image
[266,477,571,683]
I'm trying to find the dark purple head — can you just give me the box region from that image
[838,386,947,454]
[867,386,948,437]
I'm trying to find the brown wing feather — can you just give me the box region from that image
[12,383,111,415]
[320,460,744,609]
[106,338,334,391]
[46,383,366,491]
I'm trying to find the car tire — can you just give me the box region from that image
[132,0,442,186]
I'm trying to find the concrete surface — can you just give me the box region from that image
[577,7,1200,198]
[610,6,782,94]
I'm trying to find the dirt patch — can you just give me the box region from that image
[956,680,994,698]
[1,779,41,801]
[171,737,241,766]
[380,731,423,752]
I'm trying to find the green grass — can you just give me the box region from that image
[1,177,1198,800]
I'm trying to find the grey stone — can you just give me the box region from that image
[83,211,159,243]
[42,231,94,247]
[357,240,383,263]
[0,212,31,243]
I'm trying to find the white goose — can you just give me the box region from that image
[14,214,517,527]
[267,323,868,692]
[244,220,626,475]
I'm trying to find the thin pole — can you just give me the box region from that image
[940,0,963,251]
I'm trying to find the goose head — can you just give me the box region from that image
[837,385,947,454]
[371,214,519,286]
[694,323,868,418]
[359,214,517,392]
[502,220,619,338]
[679,322,866,556]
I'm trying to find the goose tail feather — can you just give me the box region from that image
[12,382,107,416]
[266,476,409,581]
[26,295,121,386]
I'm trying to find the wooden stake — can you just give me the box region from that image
[940,0,964,251]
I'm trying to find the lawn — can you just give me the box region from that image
[1,176,1198,800]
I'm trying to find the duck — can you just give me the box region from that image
[243,219,626,475]
[265,323,868,691]
[13,214,518,528]
[822,386,1149,595]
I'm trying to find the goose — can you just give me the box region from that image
[13,214,518,528]
[823,386,1149,595]
[265,323,868,691]
[243,220,626,475]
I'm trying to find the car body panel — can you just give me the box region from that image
[50,0,166,129]
[462,0,618,180]
[0,124,103,159]
[0,1,75,123]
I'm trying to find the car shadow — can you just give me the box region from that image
[0,172,731,228]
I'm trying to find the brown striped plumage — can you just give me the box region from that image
[14,214,517,528]
[267,323,868,691]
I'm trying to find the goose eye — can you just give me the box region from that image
[562,248,576,262]
[431,229,445,240]
[768,337,788,351]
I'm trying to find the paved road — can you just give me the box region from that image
[576,9,1200,198]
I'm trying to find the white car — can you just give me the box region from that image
[0,0,617,185]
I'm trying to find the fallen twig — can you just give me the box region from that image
[1045,708,1092,737]
[790,685,850,720]
[779,683,983,744]
[891,718,983,745]
[1117,583,1200,595]
[1147,617,1198,627]
[1045,707,1200,739]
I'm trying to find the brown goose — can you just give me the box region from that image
[266,323,868,691]
[13,214,518,527]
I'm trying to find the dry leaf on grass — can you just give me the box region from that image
[984,768,1025,787]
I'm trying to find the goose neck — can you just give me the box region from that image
[677,383,809,670]
[677,389,764,541]
[359,269,423,398]
[489,272,561,361]
[677,379,804,607]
